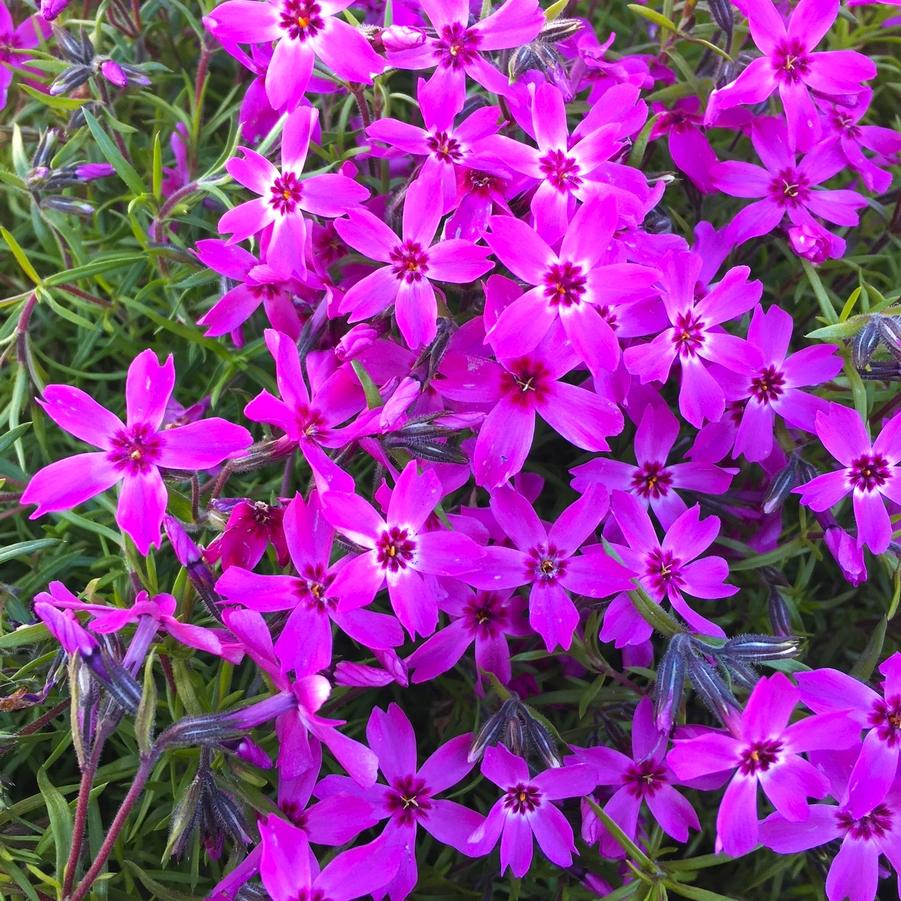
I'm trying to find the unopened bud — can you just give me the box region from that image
[379,25,427,52]
[53,26,94,64]
[42,0,71,19]
[721,633,801,662]
[99,59,128,87]
[49,64,93,95]
[852,318,883,371]
[468,696,561,768]
[40,196,95,216]
[654,633,689,734]
[335,324,378,362]
[75,162,115,181]
[685,651,742,730]
[762,454,814,515]
[767,585,793,636]
[878,316,901,362]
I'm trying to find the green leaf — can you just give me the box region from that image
[152,131,163,200]
[1,227,42,284]
[82,108,146,197]
[20,84,89,111]
[851,616,887,681]
[350,360,383,409]
[43,253,146,286]
[0,421,31,454]
[664,881,738,901]
[627,3,678,31]
[545,0,569,20]
[36,767,73,885]
[585,798,655,872]
[135,651,158,754]
[0,538,58,565]
[0,622,49,650]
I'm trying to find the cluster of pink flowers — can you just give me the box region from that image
[14,0,901,898]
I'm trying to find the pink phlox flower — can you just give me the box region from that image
[334,176,494,349]
[575,697,700,856]
[572,402,737,529]
[713,117,868,247]
[244,328,364,493]
[313,704,484,900]
[793,403,901,553]
[464,484,634,651]
[216,492,404,675]
[405,585,528,685]
[259,813,403,901]
[366,77,502,210]
[478,82,625,243]
[667,672,861,857]
[796,653,901,818]
[219,106,369,277]
[623,250,763,427]
[21,349,253,555]
[483,194,660,377]
[602,490,738,643]
[386,0,545,112]
[704,0,876,150]
[194,239,309,339]
[203,0,384,111]
[319,460,485,638]
[222,607,378,785]
[466,744,597,877]
[204,497,290,571]
[335,648,410,689]
[0,2,48,109]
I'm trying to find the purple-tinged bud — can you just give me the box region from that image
[120,614,161,676]
[41,0,71,20]
[219,692,296,731]
[34,601,97,655]
[722,634,801,662]
[654,633,689,734]
[878,316,901,362]
[852,317,884,372]
[164,514,224,623]
[468,696,561,767]
[84,647,142,713]
[379,25,427,52]
[762,454,815,515]
[100,59,128,87]
[75,162,115,181]
[53,25,94,64]
[49,64,93,95]
[335,324,378,362]
[233,737,273,769]
[858,361,901,381]
[767,586,794,637]
[40,196,95,216]
[685,650,742,732]
[719,656,759,692]
[787,223,844,264]
[158,714,247,749]
[823,525,868,586]
[380,376,421,429]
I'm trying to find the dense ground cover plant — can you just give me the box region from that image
[0,0,900,898]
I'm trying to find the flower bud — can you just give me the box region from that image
[857,361,901,381]
[53,25,94,65]
[75,162,116,181]
[718,656,759,692]
[379,25,427,52]
[335,324,378,362]
[468,696,561,767]
[767,585,793,636]
[164,515,224,622]
[852,317,884,371]
[823,524,867,586]
[721,633,801,662]
[654,633,689,733]
[787,223,843,264]
[707,0,734,40]
[42,0,72,20]
[49,64,93,96]
[84,646,142,714]
[100,59,128,87]
[685,649,742,730]
[878,316,901,362]
[762,453,813,515]
[40,196,96,216]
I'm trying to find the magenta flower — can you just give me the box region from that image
[576,698,700,856]
[793,404,901,554]
[705,0,876,150]
[204,498,289,571]
[796,653,901,818]
[623,251,762,427]
[465,485,635,651]
[466,744,597,877]
[366,78,501,208]
[319,461,485,638]
[314,704,484,900]
[334,177,494,349]
[714,118,868,246]
[259,814,401,901]
[605,490,738,641]
[405,587,528,685]
[194,239,305,339]
[759,754,901,901]
[219,106,368,277]
[667,673,860,857]
[725,305,842,462]
[386,0,545,112]
[244,329,364,493]
[216,493,403,675]
[479,83,625,242]
[204,0,384,111]
[436,324,624,488]
[0,2,46,110]
[21,350,252,555]
[37,581,224,658]
[571,402,736,529]
[484,195,660,376]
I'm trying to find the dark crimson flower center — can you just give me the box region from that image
[503,782,541,814]
[543,261,587,307]
[297,563,334,612]
[279,0,324,40]
[749,364,786,404]
[538,149,582,192]
[672,311,705,357]
[848,453,890,492]
[772,38,811,82]
[624,759,667,798]
[291,890,329,901]
[386,774,432,825]
[108,423,163,474]
[270,172,303,214]
[427,130,463,163]
[281,801,308,829]
[390,240,430,282]
[377,526,416,572]
[837,802,893,840]
[526,544,568,584]
[631,462,673,499]
[466,170,500,194]
[296,404,326,438]
[249,282,284,301]
[768,167,810,207]
[831,112,861,138]
[644,547,684,596]
[738,738,783,775]
[869,695,901,744]
[463,592,509,637]
[597,304,618,328]
[501,359,550,408]
[435,23,481,69]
